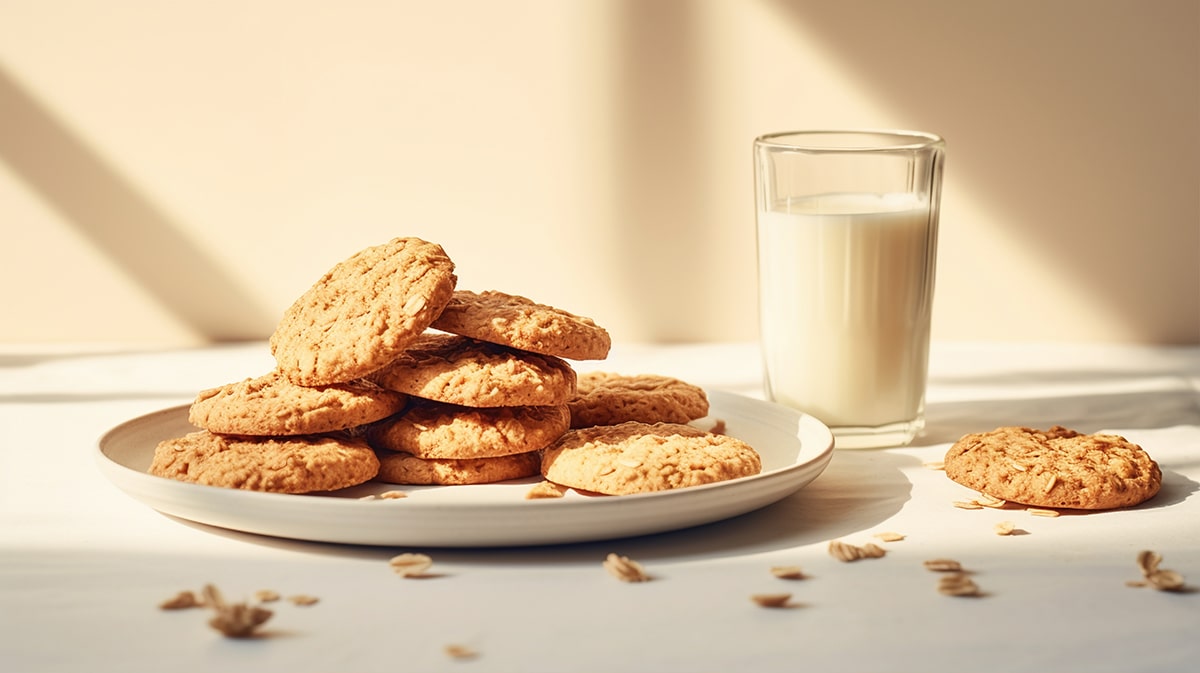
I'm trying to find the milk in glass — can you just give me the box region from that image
[756,192,935,439]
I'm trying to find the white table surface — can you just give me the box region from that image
[2,340,1198,673]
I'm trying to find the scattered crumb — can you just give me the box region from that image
[159,590,202,610]
[603,553,651,582]
[253,589,281,603]
[1134,550,1188,592]
[860,543,886,558]
[202,584,273,638]
[974,493,1008,509]
[770,566,805,580]
[750,593,794,608]
[828,540,887,562]
[390,553,435,578]
[937,573,983,597]
[444,644,478,660]
[923,559,964,572]
[525,480,568,500]
[161,584,322,637]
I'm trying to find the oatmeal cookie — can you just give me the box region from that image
[540,421,761,495]
[270,237,457,386]
[567,372,709,428]
[943,425,1161,510]
[371,333,576,408]
[188,370,407,436]
[149,431,379,493]
[375,450,541,485]
[368,400,570,459]
[430,289,611,360]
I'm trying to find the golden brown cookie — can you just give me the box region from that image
[943,426,1162,510]
[374,450,541,485]
[368,399,570,459]
[188,370,407,436]
[371,333,576,408]
[149,431,380,493]
[540,421,761,495]
[430,289,611,361]
[567,372,709,428]
[270,237,457,386]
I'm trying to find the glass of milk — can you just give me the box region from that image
[754,130,945,448]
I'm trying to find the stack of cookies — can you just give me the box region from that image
[363,325,598,486]
[149,236,761,496]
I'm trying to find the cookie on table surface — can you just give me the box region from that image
[188,370,407,436]
[375,450,541,485]
[567,372,709,429]
[149,431,380,494]
[943,425,1162,510]
[270,237,457,386]
[371,333,577,408]
[368,400,570,459]
[430,289,611,361]
[540,421,761,495]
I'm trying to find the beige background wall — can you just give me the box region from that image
[2,0,1197,347]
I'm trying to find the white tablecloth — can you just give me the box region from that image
[3,340,1198,673]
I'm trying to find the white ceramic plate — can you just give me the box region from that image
[96,390,833,547]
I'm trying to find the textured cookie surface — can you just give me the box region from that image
[149,431,380,493]
[541,421,761,495]
[375,450,541,485]
[368,400,570,459]
[188,370,407,436]
[430,290,611,360]
[568,372,709,428]
[270,237,457,386]
[371,333,576,408]
[943,425,1162,510]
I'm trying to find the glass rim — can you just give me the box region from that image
[754,129,944,152]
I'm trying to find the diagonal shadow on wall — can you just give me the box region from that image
[0,64,274,341]
[608,0,713,343]
[764,0,1200,343]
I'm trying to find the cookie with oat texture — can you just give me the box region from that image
[375,450,541,485]
[943,425,1161,510]
[149,430,379,493]
[430,289,611,361]
[270,237,457,386]
[540,421,761,495]
[371,333,576,408]
[567,372,709,428]
[188,370,407,436]
[368,399,569,459]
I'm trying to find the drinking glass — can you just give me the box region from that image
[754,130,945,448]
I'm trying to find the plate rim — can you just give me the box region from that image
[96,390,834,546]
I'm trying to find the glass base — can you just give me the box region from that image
[829,418,925,449]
